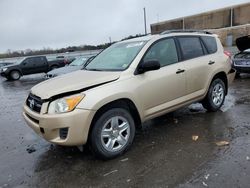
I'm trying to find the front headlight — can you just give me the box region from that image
[2,68,7,72]
[48,93,85,114]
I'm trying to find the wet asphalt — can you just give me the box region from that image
[0,73,249,188]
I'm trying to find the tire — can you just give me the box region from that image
[50,65,58,70]
[90,108,135,159]
[10,70,21,80]
[202,78,226,112]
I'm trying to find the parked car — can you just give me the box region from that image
[232,35,250,77]
[23,30,235,159]
[54,56,76,65]
[0,62,13,68]
[45,56,95,79]
[0,56,68,80]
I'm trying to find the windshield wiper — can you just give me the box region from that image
[84,68,104,71]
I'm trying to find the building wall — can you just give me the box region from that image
[209,24,250,46]
[184,9,231,29]
[150,3,250,46]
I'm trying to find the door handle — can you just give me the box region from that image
[176,69,185,74]
[208,61,215,65]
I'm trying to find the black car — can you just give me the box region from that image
[0,56,68,80]
[232,35,250,77]
[45,56,95,79]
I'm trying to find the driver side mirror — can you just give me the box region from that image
[137,60,160,74]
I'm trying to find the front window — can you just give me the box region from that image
[85,41,146,71]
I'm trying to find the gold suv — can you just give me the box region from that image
[23,31,235,159]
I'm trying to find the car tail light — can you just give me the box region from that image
[64,59,68,64]
[224,50,233,65]
[224,50,231,58]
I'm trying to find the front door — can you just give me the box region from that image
[135,38,186,118]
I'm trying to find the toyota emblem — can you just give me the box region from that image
[29,99,35,109]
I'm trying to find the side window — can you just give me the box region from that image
[143,38,178,67]
[201,36,217,54]
[34,57,45,66]
[178,37,204,60]
[22,58,32,66]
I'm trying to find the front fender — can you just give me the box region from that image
[77,81,145,121]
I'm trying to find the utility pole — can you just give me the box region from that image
[143,7,147,35]
[109,37,112,44]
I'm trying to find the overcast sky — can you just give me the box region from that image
[0,0,249,53]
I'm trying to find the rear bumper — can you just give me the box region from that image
[23,104,95,146]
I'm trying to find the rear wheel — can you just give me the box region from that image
[50,65,58,70]
[202,78,226,112]
[10,70,21,80]
[90,108,135,159]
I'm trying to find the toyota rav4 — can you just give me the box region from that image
[23,30,236,159]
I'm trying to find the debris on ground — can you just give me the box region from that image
[26,146,36,153]
[246,156,250,161]
[204,174,210,180]
[173,118,178,124]
[127,179,131,182]
[202,182,208,187]
[103,170,118,177]
[215,141,230,146]
[192,135,199,141]
[120,158,129,162]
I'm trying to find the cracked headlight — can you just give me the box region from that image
[48,93,85,114]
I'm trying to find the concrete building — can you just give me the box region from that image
[151,3,250,46]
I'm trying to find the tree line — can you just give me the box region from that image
[0,34,146,59]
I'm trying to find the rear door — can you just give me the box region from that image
[177,36,215,96]
[135,37,186,118]
[33,57,48,73]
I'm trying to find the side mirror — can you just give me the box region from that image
[137,60,160,74]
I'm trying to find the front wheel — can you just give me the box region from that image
[202,78,226,112]
[10,70,21,80]
[90,108,135,159]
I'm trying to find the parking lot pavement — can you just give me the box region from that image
[0,74,249,188]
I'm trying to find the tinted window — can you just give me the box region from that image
[22,58,32,66]
[34,57,46,65]
[143,38,178,67]
[201,36,217,54]
[178,37,204,60]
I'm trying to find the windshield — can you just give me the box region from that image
[85,41,146,71]
[15,57,26,64]
[70,57,88,66]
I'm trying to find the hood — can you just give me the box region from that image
[31,70,121,100]
[1,64,16,69]
[236,35,250,52]
[47,65,82,76]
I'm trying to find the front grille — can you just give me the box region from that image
[26,93,43,113]
[234,60,250,66]
[59,128,69,139]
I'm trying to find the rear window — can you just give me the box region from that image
[201,36,217,54]
[178,37,204,60]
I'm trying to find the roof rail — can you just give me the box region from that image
[161,29,212,35]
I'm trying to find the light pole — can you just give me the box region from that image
[143,7,147,35]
